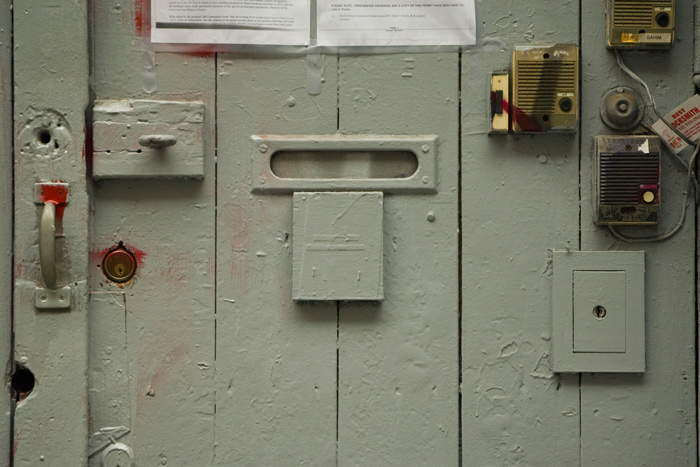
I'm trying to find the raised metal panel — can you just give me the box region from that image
[293,192,383,301]
[250,134,438,193]
[553,251,644,373]
[573,271,626,353]
[92,99,205,180]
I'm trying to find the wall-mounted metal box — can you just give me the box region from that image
[92,99,206,179]
[511,44,578,133]
[594,135,660,225]
[607,0,675,49]
[552,250,645,373]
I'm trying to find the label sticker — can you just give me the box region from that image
[639,33,672,43]
[317,0,476,47]
[651,94,700,154]
[151,0,310,46]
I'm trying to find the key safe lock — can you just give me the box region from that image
[251,134,439,301]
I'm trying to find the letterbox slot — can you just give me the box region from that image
[251,134,438,193]
[270,150,418,180]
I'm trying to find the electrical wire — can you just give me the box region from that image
[608,141,700,243]
[615,50,696,147]
[607,50,700,243]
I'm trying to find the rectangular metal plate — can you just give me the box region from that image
[251,135,438,193]
[35,286,72,310]
[573,271,626,353]
[293,192,383,301]
[552,250,645,373]
[92,100,205,179]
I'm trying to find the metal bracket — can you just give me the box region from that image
[35,286,72,310]
[88,426,131,457]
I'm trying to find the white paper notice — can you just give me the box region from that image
[317,0,476,47]
[151,0,309,46]
[651,94,700,154]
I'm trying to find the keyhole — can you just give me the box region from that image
[116,264,125,276]
[593,305,607,319]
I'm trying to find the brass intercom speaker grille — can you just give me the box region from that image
[516,61,576,114]
[599,152,659,205]
[612,0,672,28]
[511,44,578,133]
[608,0,674,49]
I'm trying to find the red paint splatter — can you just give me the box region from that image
[90,242,147,282]
[503,98,542,132]
[38,183,68,205]
[37,183,69,220]
[134,0,143,34]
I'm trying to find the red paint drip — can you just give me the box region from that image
[503,98,542,132]
[135,0,143,34]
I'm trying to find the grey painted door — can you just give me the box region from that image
[9,1,698,466]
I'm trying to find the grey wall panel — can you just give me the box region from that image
[0,0,12,463]
[13,0,90,464]
[215,55,339,465]
[89,2,217,464]
[461,0,582,465]
[580,1,697,465]
[337,53,460,466]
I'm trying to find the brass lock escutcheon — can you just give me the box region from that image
[102,243,137,283]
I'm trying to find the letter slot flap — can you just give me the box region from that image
[293,192,383,301]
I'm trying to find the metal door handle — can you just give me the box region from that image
[39,201,57,289]
[138,134,177,149]
[34,182,71,309]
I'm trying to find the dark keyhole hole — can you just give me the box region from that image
[37,130,52,145]
[11,365,35,402]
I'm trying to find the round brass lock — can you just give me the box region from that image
[102,246,137,283]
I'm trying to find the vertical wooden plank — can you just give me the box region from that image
[89,2,217,465]
[337,53,460,466]
[580,1,697,465]
[0,0,13,463]
[460,1,581,465]
[12,0,90,464]
[215,55,339,465]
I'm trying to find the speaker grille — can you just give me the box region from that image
[612,0,673,28]
[515,61,576,113]
[599,152,659,205]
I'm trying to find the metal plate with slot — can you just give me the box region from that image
[250,135,438,193]
[92,99,205,179]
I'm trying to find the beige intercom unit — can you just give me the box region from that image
[511,44,579,133]
[607,0,674,49]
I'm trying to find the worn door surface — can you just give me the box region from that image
[8,0,698,466]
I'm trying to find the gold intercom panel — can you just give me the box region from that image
[607,0,674,49]
[511,44,579,133]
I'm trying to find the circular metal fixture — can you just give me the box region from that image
[102,245,137,283]
[600,87,645,131]
[101,443,134,467]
